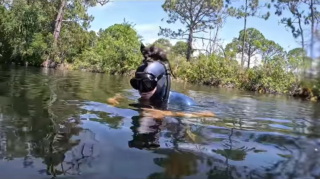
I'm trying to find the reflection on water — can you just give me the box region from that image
[0,66,320,179]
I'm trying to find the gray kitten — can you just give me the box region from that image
[140,43,176,78]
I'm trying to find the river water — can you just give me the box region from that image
[0,66,320,179]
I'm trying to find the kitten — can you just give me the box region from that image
[140,43,176,78]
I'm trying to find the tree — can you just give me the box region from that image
[43,0,110,67]
[152,38,172,52]
[301,0,320,57]
[273,0,320,76]
[302,0,320,76]
[225,28,265,68]
[228,0,271,66]
[172,41,188,57]
[273,0,306,51]
[303,0,320,59]
[0,1,52,64]
[287,47,312,75]
[73,23,142,74]
[260,39,285,64]
[0,4,10,60]
[158,0,225,61]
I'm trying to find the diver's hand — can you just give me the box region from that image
[106,93,125,106]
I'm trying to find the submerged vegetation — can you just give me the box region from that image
[0,0,319,100]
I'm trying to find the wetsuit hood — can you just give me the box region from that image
[133,60,171,106]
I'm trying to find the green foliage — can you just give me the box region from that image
[286,47,312,75]
[178,54,240,87]
[172,41,188,57]
[151,38,172,53]
[153,38,172,48]
[240,59,296,94]
[0,1,52,64]
[72,23,141,74]
[260,40,285,63]
[0,0,111,65]
[175,52,296,95]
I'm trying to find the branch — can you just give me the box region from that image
[97,0,110,6]
[163,1,191,26]
[217,44,226,58]
[193,29,208,34]
[158,27,189,39]
[192,0,205,25]
[193,36,215,42]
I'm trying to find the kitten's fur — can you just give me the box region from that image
[140,43,176,78]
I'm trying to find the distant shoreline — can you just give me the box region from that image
[2,62,317,103]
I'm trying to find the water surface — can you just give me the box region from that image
[0,66,320,179]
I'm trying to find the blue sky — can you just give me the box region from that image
[87,0,318,57]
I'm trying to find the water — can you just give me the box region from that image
[0,66,320,179]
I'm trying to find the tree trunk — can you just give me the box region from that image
[212,26,220,53]
[42,0,67,68]
[309,0,315,78]
[206,29,212,56]
[53,0,67,47]
[298,16,306,76]
[241,0,248,67]
[310,0,314,58]
[247,47,251,69]
[186,29,193,62]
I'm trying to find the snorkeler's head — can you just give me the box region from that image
[130,60,171,102]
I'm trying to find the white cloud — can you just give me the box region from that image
[135,24,159,34]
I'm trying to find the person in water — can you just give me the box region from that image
[129,59,195,110]
[127,59,195,149]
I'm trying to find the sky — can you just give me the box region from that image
[87,0,319,58]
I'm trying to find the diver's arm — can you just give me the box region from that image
[141,108,215,119]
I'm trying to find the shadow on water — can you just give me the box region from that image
[0,65,320,179]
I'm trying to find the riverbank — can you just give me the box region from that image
[74,60,320,102]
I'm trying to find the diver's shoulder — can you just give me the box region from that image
[168,90,196,106]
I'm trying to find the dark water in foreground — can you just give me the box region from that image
[0,66,320,179]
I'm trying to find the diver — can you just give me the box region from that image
[127,58,196,150]
[129,59,196,110]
